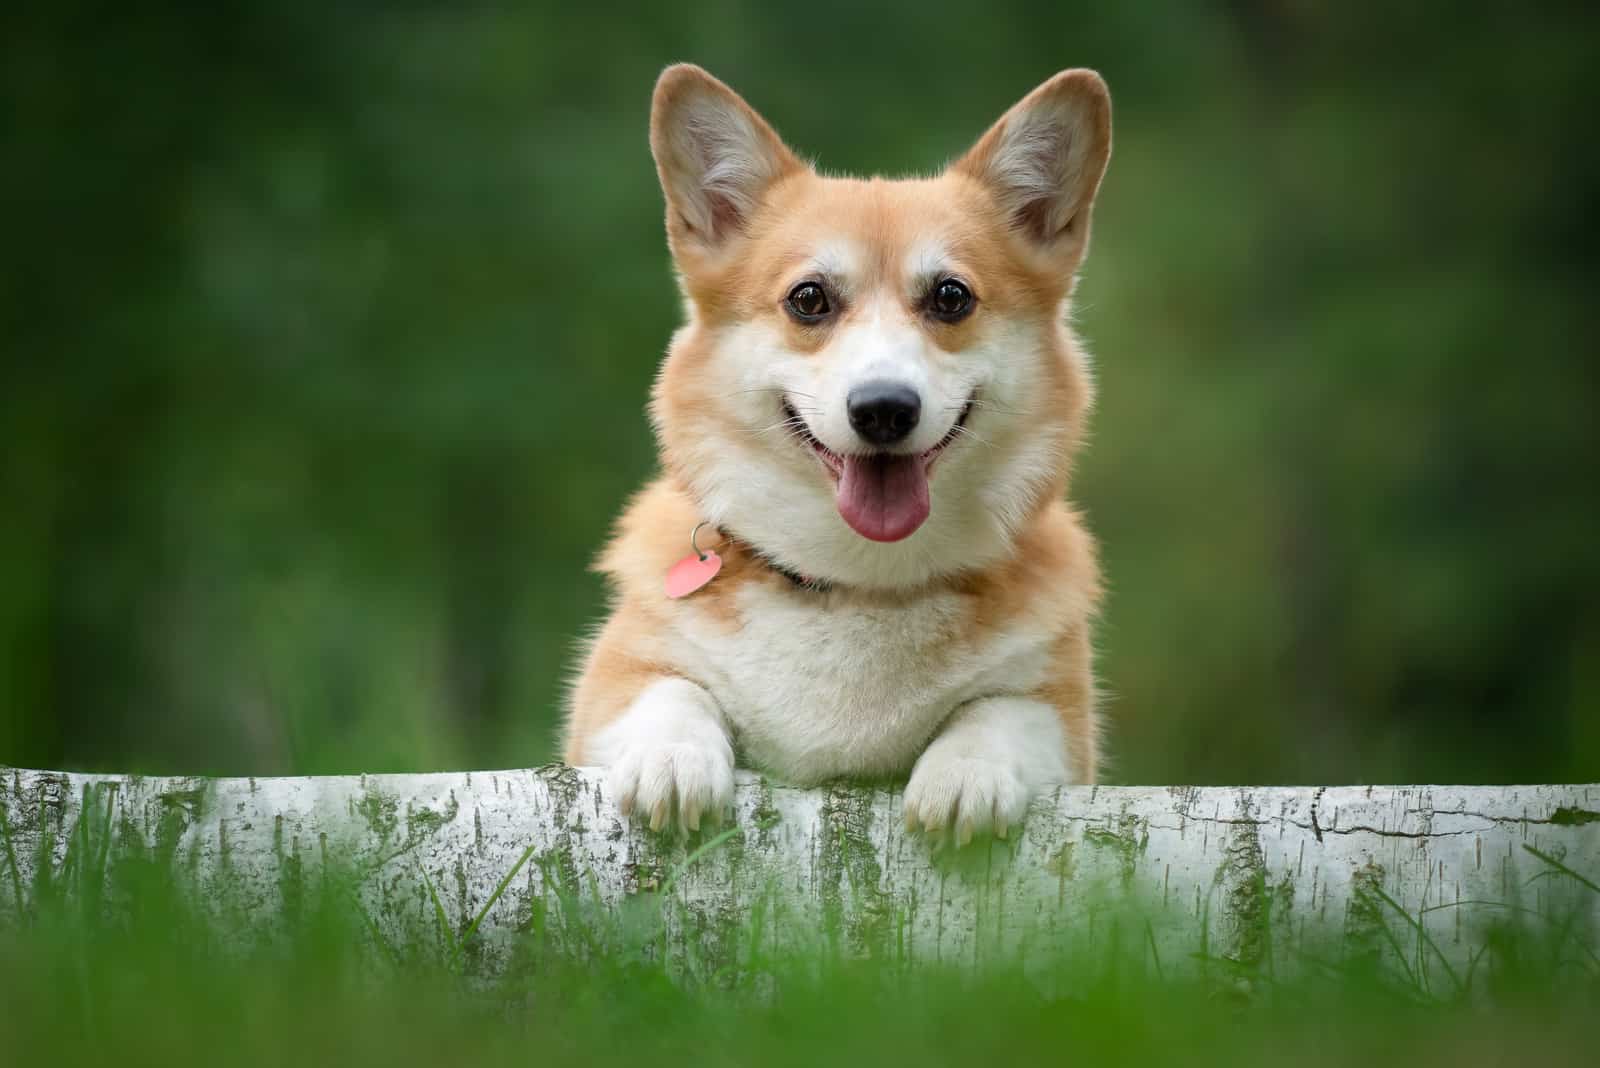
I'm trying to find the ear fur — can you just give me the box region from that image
[649,64,804,256]
[953,70,1112,256]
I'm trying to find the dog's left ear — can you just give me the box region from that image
[953,70,1112,263]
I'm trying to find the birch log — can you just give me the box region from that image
[3,765,1596,986]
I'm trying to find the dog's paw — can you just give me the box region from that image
[903,752,1031,846]
[606,739,735,833]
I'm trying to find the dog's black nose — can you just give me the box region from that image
[847,381,921,446]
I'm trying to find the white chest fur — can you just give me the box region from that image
[671,580,1052,783]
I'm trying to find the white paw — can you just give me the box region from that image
[606,739,734,832]
[592,678,736,833]
[903,752,1031,846]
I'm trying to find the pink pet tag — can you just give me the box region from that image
[665,522,722,598]
[665,551,721,598]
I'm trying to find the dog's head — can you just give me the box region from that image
[648,65,1111,590]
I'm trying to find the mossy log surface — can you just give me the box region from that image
[3,766,1597,982]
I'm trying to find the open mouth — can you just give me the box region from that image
[781,397,973,477]
[781,396,974,543]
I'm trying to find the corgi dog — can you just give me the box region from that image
[565,65,1111,844]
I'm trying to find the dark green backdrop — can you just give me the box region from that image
[3,3,1596,783]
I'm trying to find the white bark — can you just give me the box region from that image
[3,766,1596,986]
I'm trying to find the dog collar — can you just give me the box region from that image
[665,522,831,599]
[768,559,831,593]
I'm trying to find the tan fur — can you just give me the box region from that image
[564,65,1113,833]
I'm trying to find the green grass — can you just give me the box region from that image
[2,901,1595,1067]
[2,827,1597,1068]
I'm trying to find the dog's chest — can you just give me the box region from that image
[677,582,1046,782]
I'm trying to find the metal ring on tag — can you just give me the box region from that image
[690,521,714,561]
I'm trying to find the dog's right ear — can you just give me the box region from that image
[650,65,804,258]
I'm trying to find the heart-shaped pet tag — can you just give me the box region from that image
[665,551,722,599]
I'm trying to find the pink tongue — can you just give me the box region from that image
[836,454,930,542]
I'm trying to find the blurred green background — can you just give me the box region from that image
[2,2,1596,784]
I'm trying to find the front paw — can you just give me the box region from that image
[903,752,1031,846]
[607,740,734,833]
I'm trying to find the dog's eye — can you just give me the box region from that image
[930,279,974,321]
[786,283,831,321]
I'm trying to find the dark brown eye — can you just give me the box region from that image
[786,282,831,321]
[930,279,974,321]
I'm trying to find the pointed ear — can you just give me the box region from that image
[953,70,1112,258]
[650,65,804,256]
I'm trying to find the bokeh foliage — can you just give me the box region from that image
[2,3,1596,782]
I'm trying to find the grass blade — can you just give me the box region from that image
[0,796,24,916]
[1522,844,1600,896]
[420,867,460,968]
[660,826,742,900]
[461,841,538,945]
[1370,884,1462,996]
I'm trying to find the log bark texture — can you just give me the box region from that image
[3,766,1597,985]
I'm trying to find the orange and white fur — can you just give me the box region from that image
[565,65,1111,844]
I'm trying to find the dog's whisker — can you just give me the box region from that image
[947,424,994,448]
[947,400,1027,417]
[746,416,815,439]
[725,387,820,401]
